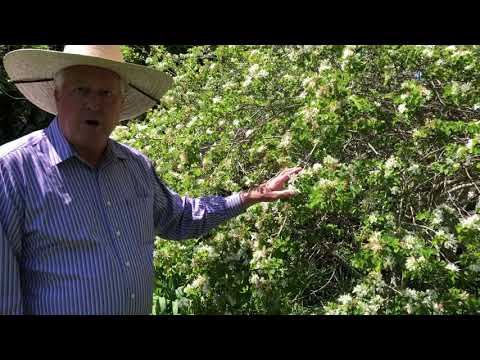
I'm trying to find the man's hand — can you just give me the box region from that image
[240,167,303,207]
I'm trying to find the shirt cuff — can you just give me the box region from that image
[224,192,248,218]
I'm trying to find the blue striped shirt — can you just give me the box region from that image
[0,117,246,315]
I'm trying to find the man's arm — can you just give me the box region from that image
[152,165,302,240]
[0,160,24,314]
[152,172,247,240]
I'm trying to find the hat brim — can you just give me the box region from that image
[3,49,173,121]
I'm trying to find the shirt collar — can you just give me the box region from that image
[45,117,128,167]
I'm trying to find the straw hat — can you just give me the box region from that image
[3,45,173,121]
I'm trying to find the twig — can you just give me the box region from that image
[276,215,288,238]
[309,270,336,296]
[303,140,320,165]
[464,167,480,194]
[367,142,380,156]
[429,80,446,107]
[448,182,480,194]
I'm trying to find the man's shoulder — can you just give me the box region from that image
[0,129,46,164]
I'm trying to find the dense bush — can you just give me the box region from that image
[112,45,480,314]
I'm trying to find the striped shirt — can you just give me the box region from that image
[0,117,246,315]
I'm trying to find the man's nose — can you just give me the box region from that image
[83,92,103,110]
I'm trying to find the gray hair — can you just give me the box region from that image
[53,67,128,97]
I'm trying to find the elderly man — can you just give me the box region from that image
[0,45,302,315]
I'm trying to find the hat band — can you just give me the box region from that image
[8,78,161,104]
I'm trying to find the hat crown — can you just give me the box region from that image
[63,45,124,63]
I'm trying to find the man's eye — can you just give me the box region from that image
[74,87,89,95]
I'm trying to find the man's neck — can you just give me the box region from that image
[73,143,108,169]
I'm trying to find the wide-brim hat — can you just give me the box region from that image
[3,45,173,121]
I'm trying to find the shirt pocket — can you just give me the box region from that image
[124,193,155,245]
[25,185,101,258]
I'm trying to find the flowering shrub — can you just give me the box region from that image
[114,45,480,314]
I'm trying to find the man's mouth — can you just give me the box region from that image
[85,120,100,127]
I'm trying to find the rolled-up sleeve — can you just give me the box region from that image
[151,165,247,240]
[0,159,24,314]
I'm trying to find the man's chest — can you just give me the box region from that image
[22,158,155,259]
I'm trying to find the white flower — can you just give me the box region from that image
[252,248,267,262]
[445,263,459,273]
[353,283,369,298]
[301,106,319,120]
[233,119,240,127]
[402,234,417,250]
[460,82,471,93]
[398,103,407,113]
[406,256,425,271]
[257,70,269,78]
[408,163,421,174]
[441,232,458,251]
[316,178,337,190]
[466,138,477,150]
[196,244,217,258]
[422,46,434,58]
[405,303,414,314]
[368,213,378,224]
[222,81,235,90]
[189,274,209,294]
[317,61,331,73]
[206,128,214,135]
[431,208,444,225]
[323,155,339,167]
[250,273,266,289]
[460,214,480,230]
[385,156,399,170]
[212,96,222,104]
[312,163,323,172]
[279,132,292,148]
[298,91,308,99]
[365,231,383,253]
[338,294,353,305]
[248,64,260,76]
[342,46,354,59]
[245,129,254,138]
[473,103,480,111]
[404,288,419,300]
[242,76,252,88]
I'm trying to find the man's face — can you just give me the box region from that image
[54,65,125,152]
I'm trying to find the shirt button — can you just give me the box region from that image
[116,230,121,237]
[131,293,136,300]
[107,201,112,207]
[125,261,130,267]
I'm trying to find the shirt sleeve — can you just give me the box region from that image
[151,165,248,240]
[0,158,24,314]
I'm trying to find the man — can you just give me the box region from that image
[0,45,302,315]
